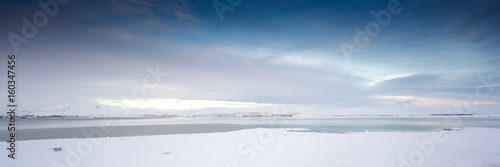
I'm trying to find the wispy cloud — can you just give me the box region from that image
[163,0,198,21]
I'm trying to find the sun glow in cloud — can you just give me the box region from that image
[95,98,280,110]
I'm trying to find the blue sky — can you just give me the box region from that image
[1,0,499,115]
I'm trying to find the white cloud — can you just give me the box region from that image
[375,96,497,109]
[95,98,279,110]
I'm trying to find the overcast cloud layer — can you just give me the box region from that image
[1,0,499,115]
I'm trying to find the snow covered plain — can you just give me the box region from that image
[1,128,499,167]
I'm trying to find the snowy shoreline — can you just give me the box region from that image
[2,127,499,167]
[3,113,500,120]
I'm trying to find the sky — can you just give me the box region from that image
[1,0,499,116]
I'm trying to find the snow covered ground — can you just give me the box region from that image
[1,128,499,167]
